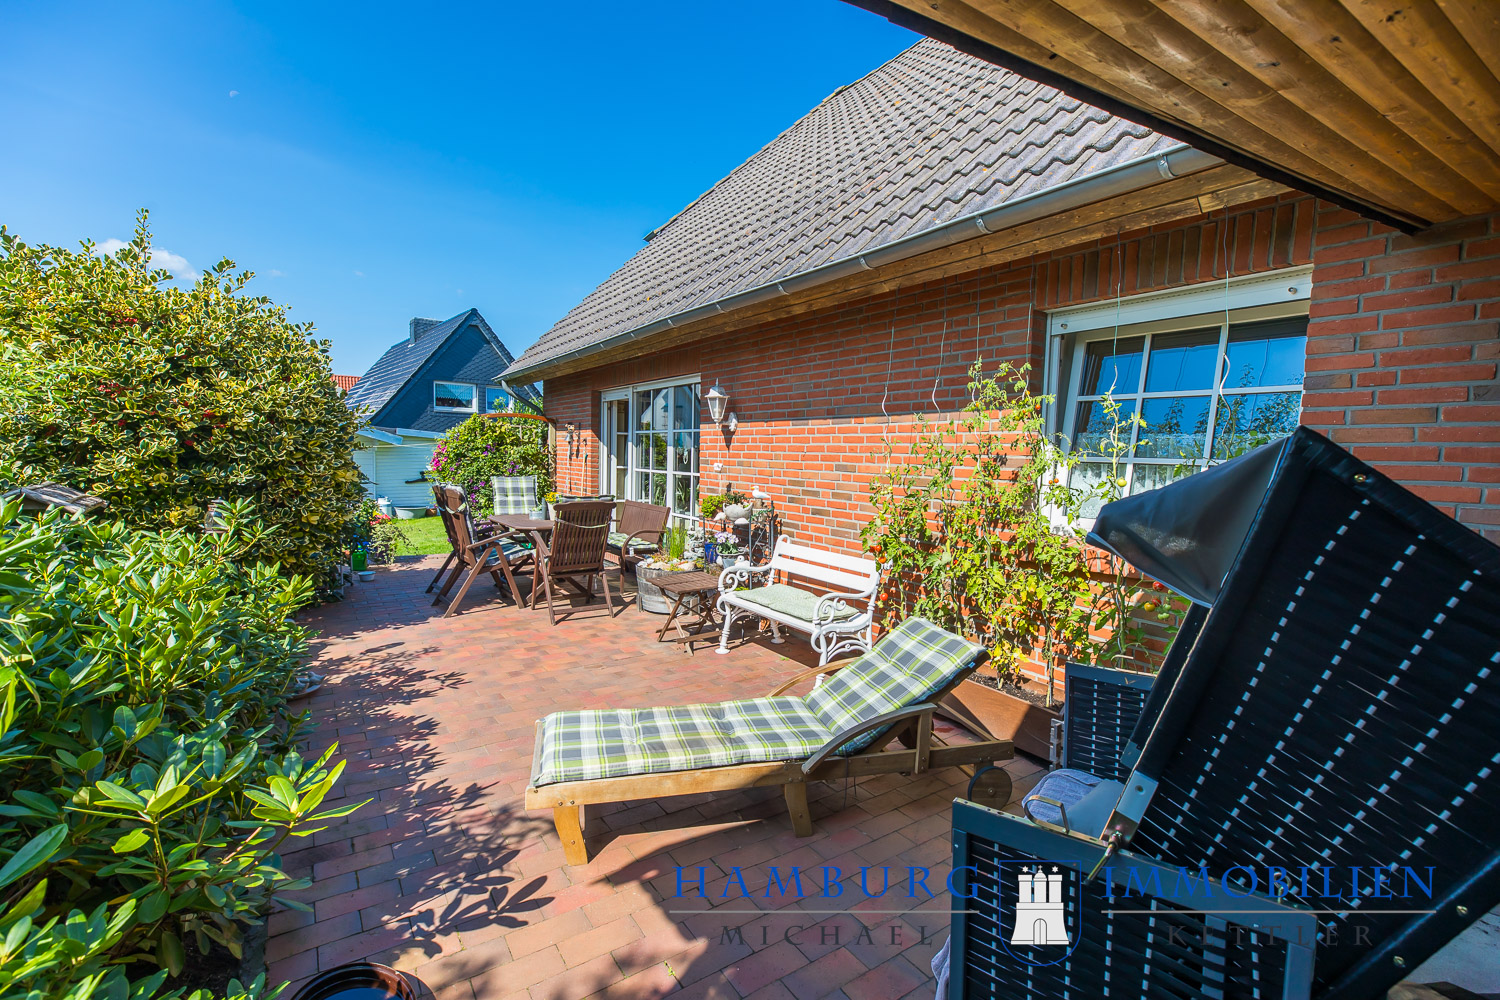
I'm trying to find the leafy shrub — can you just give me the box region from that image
[0,501,362,1000]
[0,214,365,588]
[863,362,1179,684]
[429,414,551,515]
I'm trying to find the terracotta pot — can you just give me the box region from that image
[939,678,1060,760]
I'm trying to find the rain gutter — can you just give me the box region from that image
[504,144,1221,383]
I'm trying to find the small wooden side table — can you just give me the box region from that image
[654,571,725,653]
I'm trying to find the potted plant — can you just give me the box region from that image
[940,663,1061,759]
[635,524,698,613]
[714,488,751,521]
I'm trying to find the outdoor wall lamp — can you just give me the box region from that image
[705,382,730,423]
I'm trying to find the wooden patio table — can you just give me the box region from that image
[654,570,725,652]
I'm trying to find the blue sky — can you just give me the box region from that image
[1,1,916,374]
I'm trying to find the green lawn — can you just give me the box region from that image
[389,514,450,556]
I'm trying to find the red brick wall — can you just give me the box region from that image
[544,195,1500,547]
[1302,209,1500,541]
[544,194,1319,550]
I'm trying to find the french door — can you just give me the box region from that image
[599,379,700,518]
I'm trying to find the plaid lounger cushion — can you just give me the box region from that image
[530,617,983,787]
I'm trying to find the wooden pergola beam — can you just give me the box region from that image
[846,0,1500,230]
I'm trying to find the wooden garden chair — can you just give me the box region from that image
[426,482,501,594]
[430,483,534,617]
[525,617,1013,864]
[605,498,669,571]
[530,499,617,625]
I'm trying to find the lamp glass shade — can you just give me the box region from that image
[705,383,730,423]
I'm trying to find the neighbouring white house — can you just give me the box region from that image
[343,309,538,508]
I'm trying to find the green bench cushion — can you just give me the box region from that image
[728,582,859,623]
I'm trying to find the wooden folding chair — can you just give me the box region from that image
[530,499,617,625]
[431,484,534,617]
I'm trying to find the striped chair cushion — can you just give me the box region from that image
[606,530,658,553]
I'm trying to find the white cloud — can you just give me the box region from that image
[354,270,365,277]
[95,239,199,282]
[267,269,285,278]
[228,90,239,98]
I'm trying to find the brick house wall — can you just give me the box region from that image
[1302,209,1500,540]
[543,194,1499,548]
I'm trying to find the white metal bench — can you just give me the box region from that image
[715,535,881,665]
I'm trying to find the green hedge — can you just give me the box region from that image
[0,500,360,1000]
[0,215,365,588]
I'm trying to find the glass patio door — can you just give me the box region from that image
[600,380,700,518]
[600,394,630,499]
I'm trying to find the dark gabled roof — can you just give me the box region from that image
[346,309,538,422]
[506,38,1177,379]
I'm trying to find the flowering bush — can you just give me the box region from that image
[429,414,551,515]
[0,213,365,589]
[0,499,363,1000]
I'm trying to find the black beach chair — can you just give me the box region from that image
[948,428,1500,999]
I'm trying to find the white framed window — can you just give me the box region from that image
[1047,268,1312,520]
[433,381,477,413]
[598,377,700,518]
[483,386,510,413]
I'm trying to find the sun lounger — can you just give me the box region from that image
[526,617,1012,864]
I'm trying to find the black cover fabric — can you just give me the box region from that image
[1084,437,1286,605]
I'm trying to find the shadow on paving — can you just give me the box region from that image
[266,556,1039,1000]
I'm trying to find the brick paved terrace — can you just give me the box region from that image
[268,555,1044,1000]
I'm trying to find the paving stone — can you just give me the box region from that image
[262,556,1036,1000]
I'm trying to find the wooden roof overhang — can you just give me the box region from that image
[848,0,1500,232]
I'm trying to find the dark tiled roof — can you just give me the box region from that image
[345,311,474,419]
[346,309,538,421]
[332,374,361,391]
[506,38,1177,378]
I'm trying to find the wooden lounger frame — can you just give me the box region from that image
[525,654,1012,864]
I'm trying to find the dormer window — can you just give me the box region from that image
[433,381,476,413]
[483,386,511,413]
